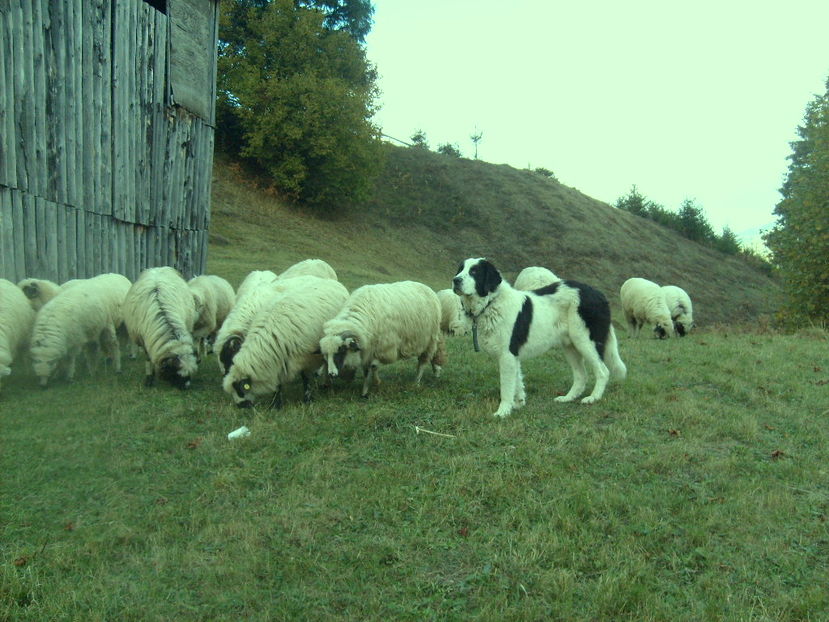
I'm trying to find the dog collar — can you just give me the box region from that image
[465,297,495,353]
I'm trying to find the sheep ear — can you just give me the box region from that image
[346,337,360,351]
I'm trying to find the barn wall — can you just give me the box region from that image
[0,0,217,283]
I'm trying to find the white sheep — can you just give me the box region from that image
[278,258,338,281]
[188,274,235,357]
[661,285,694,336]
[234,269,278,302]
[123,267,198,388]
[436,288,471,336]
[0,279,36,391]
[215,272,288,375]
[223,275,349,408]
[513,266,561,291]
[29,273,132,385]
[620,277,674,339]
[17,278,61,311]
[319,280,444,398]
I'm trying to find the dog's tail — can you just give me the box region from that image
[604,326,627,381]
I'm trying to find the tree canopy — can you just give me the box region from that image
[765,77,829,325]
[217,0,381,210]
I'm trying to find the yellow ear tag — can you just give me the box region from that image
[243,383,251,391]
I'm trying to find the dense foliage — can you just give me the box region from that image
[765,78,829,325]
[217,0,382,210]
[615,186,758,262]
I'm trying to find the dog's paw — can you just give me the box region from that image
[554,395,575,403]
[492,407,512,418]
[580,395,599,405]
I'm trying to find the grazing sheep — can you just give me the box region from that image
[0,279,36,391]
[223,276,349,408]
[234,269,278,302]
[215,272,289,375]
[29,273,132,385]
[662,285,694,336]
[17,278,61,311]
[513,266,561,291]
[436,288,471,336]
[279,258,338,281]
[188,274,235,357]
[123,267,198,389]
[620,277,674,339]
[319,281,444,398]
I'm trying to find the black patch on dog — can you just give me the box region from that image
[509,296,533,356]
[565,280,611,359]
[533,282,561,297]
[220,336,243,375]
[470,259,502,298]
[654,325,668,339]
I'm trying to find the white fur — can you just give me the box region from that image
[436,288,471,336]
[620,277,674,338]
[223,276,349,407]
[188,274,236,356]
[29,273,131,385]
[453,258,626,416]
[235,269,278,302]
[278,258,338,281]
[0,279,36,390]
[661,285,694,335]
[123,267,198,388]
[214,273,302,374]
[513,266,560,291]
[319,281,443,397]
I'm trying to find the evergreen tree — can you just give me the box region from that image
[615,185,649,217]
[676,198,715,243]
[217,0,382,209]
[715,226,742,255]
[765,77,829,324]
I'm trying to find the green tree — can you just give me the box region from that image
[715,226,742,255]
[676,198,715,243]
[765,77,829,324]
[437,143,462,158]
[615,185,650,217]
[410,130,429,150]
[217,0,382,209]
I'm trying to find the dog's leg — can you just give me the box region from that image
[574,339,610,404]
[513,362,526,409]
[555,345,588,402]
[494,354,519,417]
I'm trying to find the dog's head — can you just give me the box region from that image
[453,258,502,298]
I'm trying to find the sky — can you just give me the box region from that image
[364,0,829,238]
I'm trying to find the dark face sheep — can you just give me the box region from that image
[231,376,254,408]
[159,356,191,389]
[219,335,243,375]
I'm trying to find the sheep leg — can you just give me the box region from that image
[143,350,156,387]
[301,372,313,404]
[555,345,588,403]
[66,353,78,382]
[361,363,379,397]
[102,325,121,373]
[268,386,284,410]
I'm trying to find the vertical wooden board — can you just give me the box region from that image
[55,202,67,282]
[110,0,125,221]
[31,0,47,200]
[69,0,84,209]
[0,9,12,187]
[99,0,112,217]
[12,192,27,281]
[23,190,37,276]
[44,199,58,279]
[80,0,95,213]
[150,107,167,226]
[66,206,77,279]
[0,187,11,279]
[83,209,94,277]
[10,4,27,191]
[43,0,63,204]
[74,207,86,278]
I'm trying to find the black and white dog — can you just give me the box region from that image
[453,258,627,417]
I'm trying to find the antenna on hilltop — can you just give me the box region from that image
[470,127,483,160]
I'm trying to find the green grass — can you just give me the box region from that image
[3,329,828,621]
[1,150,814,620]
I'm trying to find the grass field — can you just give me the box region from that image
[1,151,816,620]
[3,325,828,621]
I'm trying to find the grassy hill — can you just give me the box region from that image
[209,144,778,325]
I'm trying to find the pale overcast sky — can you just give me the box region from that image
[365,0,829,236]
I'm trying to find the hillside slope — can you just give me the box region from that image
[208,145,778,325]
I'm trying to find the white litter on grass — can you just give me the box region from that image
[227,426,251,440]
[413,425,456,439]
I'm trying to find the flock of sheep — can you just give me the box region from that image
[0,258,693,407]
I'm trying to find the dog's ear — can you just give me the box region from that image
[477,260,502,297]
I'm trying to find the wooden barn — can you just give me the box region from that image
[0,0,219,283]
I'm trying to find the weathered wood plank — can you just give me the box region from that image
[98,0,112,217]
[80,0,95,213]
[56,202,67,281]
[11,3,28,190]
[0,9,11,187]
[23,188,37,277]
[32,0,48,201]
[168,0,217,122]
[0,187,12,279]
[75,207,86,278]
[69,0,83,209]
